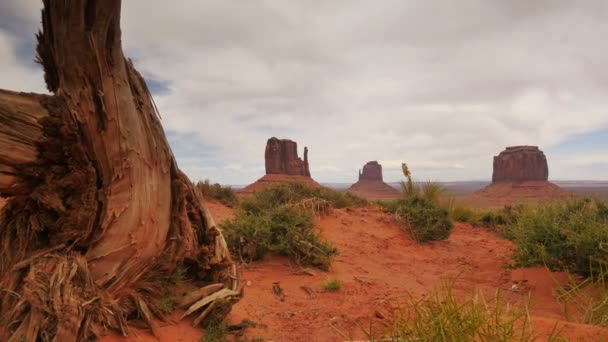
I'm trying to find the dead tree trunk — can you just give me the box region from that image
[0,1,238,341]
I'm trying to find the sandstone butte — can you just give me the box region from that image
[348,161,401,200]
[239,138,319,195]
[471,146,572,207]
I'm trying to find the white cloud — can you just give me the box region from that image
[0,30,46,93]
[1,0,608,183]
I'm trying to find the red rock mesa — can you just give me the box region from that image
[348,161,401,200]
[265,137,311,177]
[471,146,571,207]
[492,146,548,183]
[240,138,319,195]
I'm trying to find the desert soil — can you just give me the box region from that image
[101,200,607,342]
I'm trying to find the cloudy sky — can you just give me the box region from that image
[1,1,607,184]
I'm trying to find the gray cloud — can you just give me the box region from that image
[1,0,608,183]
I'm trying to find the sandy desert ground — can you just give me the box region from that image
[99,199,608,342]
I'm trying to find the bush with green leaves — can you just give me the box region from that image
[323,278,342,292]
[220,183,366,269]
[221,204,337,269]
[387,196,453,243]
[505,198,608,277]
[196,179,238,207]
[449,206,479,225]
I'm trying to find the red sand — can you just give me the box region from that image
[467,181,575,207]
[101,201,607,341]
[238,174,320,196]
[348,179,401,200]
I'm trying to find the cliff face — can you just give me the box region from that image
[265,137,310,177]
[492,146,548,183]
[358,161,382,181]
[471,145,570,206]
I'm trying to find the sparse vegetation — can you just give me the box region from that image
[395,196,453,243]
[222,206,337,269]
[365,285,566,341]
[154,297,177,315]
[172,264,190,285]
[503,198,608,278]
[446,204,523,231]
[400,163,416,197]
[323,278,342,292]
[240,182,367,215]
[221,183,344,269]
[196,179,239,207]
[449,205,479,225]
[201,323,228,342]
[554,264,608,327]
[380,166,455,243]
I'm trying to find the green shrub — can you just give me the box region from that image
[506,198,608,277]
[201,323,228,342]
[221,206,337,269]
[419,181,447,205]
[450,206,479,225]
[395,196,453,243]
[377,199,401,214]
[196,179,238,207]
[323,278,342,292]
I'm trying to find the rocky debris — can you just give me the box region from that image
[492,146,548,183]
[349,161,401,200]
[358,161,383,181]
[265,137,310,177]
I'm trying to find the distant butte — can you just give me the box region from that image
[239,137,319,195]
[471,146,571,206]
[265,137,311,177]
[348,161,401,200]
[492,146,548,183]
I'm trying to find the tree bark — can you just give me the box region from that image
[0,1,238,341]
[0,90,50,195]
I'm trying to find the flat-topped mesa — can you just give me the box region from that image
[265,137,311,177]
[492,146,548,183]
[358,161,383,181]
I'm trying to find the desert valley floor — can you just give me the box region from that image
[99,199,608,342]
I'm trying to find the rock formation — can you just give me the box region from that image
[265,137,311,177]
[358,161,383,181]
[349,161,400,200]
[471,146,571,206]
[240,137,318,195]
[492,146,548,183]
